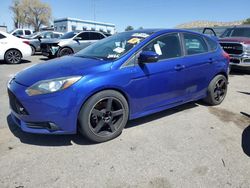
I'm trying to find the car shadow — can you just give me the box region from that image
[0,59,31,65]
[7,102,199,147]
[39,57,50,61]
[242,124,250,157]
[241,111,250,157]
[230,68,250,75]
[238,91,250,96]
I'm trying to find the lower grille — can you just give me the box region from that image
[220,43,243,55]
[8,89,29,115]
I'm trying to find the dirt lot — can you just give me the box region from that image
[0,55,250,188]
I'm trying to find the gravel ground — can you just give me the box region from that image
[0,55,250,188]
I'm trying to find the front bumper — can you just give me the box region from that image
[228,53,250,68]
[7,80,80,134]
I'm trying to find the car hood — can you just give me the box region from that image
[219,37,250,44]
[14,56,112,87]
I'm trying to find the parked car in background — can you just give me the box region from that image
[0,31,32,64]
[219,26,250,69]
[9,28,33,38]
[8,29,229,142]
[41,31,107,58]
[23,31,63,55]
[203,26,250,69]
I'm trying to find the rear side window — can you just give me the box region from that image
[25,30,31,35]
[205,37,218,51]
[183,33,208,55]
[143,33,182,60]
[89,32,105,40]
[0,33,6,39]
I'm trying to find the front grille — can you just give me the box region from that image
[220,43,243,55]
[8,89,29,115]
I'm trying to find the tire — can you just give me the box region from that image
[58,47,73,57]
[30,45,35,55]
[78,90,129,142]
[4,49,22,64]
[203,74,228,105]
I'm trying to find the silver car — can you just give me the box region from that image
[23,31,63,55]
[41,31,107,58]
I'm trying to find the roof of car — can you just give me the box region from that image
[125,28,204,35]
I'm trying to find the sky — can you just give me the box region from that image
[0,0,250,32]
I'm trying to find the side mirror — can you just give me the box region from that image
[74,37,82,41]
[38,36,42,42]
[138,51,159,63]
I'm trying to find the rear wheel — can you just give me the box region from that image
[4,49,22,64]
[78,90,129,142]
[30,45,35,55]
[58,47,73,57]
[203,75,228,105]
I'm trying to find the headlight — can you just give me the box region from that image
[25,76,82,96]
[245,44,250,53]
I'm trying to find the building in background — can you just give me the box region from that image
[54,17,115,34]
[0,25,7,32]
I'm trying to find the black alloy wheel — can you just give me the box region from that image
[4,49,22,64]
[203,74,228,105]
[78,90,129,142]
[213,78,227,103]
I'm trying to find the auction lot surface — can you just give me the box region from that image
[0,55,250,188]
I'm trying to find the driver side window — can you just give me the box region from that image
[142,33,182,61]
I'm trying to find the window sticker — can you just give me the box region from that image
[113,47,125,54]
[107,54,119,59]
[128,38,141,44]
[132,33,149,38]
[154,43,162,55]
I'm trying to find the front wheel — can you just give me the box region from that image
[78,90,129,142]
[203,75,228,105]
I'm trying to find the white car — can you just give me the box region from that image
[0,31,32,64]
[9,28,33,38]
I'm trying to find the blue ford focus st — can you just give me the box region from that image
[7,29,229,142]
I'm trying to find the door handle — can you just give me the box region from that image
[208,58,215,64]
[174,64,185,71]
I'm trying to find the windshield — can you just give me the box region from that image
[60,31,77,39]
[221,28,250,38]
[75,31,152,60]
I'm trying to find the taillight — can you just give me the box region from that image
[23,41,29,45]
[222,51,230,63]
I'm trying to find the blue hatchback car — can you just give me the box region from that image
[7,29,229,142]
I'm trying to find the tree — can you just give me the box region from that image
[138,26,143,30]
[9,0,24,28]
[243,18,250,25]
[10,0,52,31]
[125,26,134,31]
